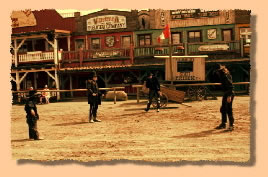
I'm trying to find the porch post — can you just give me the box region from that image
[53,34,60,100]
[14,39,20,91]
[55,69,60,100]
[33,72,37,89]
[240,38,244,57]
[67,35,71,51]
[70,74,73,97]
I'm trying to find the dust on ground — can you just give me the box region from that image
[10,96,251,162]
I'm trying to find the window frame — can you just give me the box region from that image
[188,31,202,43]
[138,34,152,47]
[90,38,101,50]
[121,35,132,48]
[75,38,85,51]
[222,29,234,42]
[171,32,182,44]
[177,61,194,73]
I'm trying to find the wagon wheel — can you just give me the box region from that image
[187,86,197,101]
[152,93,168,108]
[196,86,206,101]
[187,86,206,101]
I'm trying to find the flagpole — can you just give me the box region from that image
[168,24,173,85]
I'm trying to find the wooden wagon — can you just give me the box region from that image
[133,84,185,108]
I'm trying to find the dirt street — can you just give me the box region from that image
[10,96,251,162]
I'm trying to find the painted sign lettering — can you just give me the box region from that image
[175,72,200,81]
[198,44,229,51]
[87,15,127,31]
[170,9,219,20]
[11,10,37,28]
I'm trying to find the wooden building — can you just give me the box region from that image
[10,9,251,100]
[134,9,251,91]
[11,9,75,100]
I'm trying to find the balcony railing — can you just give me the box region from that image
[12,51,54,63]
[12,51,63,64]
[134,44,185,57]
[134,41,242,57]
[11,41,247,66]
[62,48,131,63]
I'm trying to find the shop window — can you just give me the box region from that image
[177,61,193,72]
[188,31,202,43]
[138,34,151,46]
[91,38,100,50]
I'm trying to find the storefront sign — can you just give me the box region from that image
[92,50,121,58]
[176,72,200,81]
[87,15,127,31]
[11,9,37,28]
[198,44,229,51]
[170,9,219,20]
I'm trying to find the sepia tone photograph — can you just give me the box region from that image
[10,8,251,163]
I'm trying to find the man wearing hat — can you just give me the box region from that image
[145,72,161,112]
[24,87,43,140]
[86,71,102,123]
[214,64,235,131]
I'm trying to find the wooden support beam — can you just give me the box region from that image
[12,34,47,40]
[44,36,55,48]
[238,65,249,76]
[10,76,16,82]
[45,71,56,81]
[17,39,26,50]
[107,72,114,83]
[11,68,55,73]
[19,72,28,84]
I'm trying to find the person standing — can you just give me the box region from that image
[24,87,43,140]
[145,72,161,112]
[87,72,102,123]
[214,64,235,131]
[39,85,50,104]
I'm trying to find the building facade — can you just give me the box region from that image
[11,9,251,100]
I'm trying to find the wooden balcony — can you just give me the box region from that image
[134,44,185,57]
[12,51,60,64]
[134,41,244,59]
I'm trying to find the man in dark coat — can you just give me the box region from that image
[24,87,42,140]
[87,72,102,123]
[214,64,235,131]
[145,72,161,112]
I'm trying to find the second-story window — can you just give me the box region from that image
[121,36,131,48]
[91,38,101,50]
[222,29,233,42]
[188,31,202,43]
[138,34,151,46]
[240,28,251,44]
[75,39,85,51]
[172,32,182,44]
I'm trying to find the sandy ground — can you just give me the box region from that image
[10,96,251,162]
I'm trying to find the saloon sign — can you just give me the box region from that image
[87,15,127,31]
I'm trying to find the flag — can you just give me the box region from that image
[157,24,170,43]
